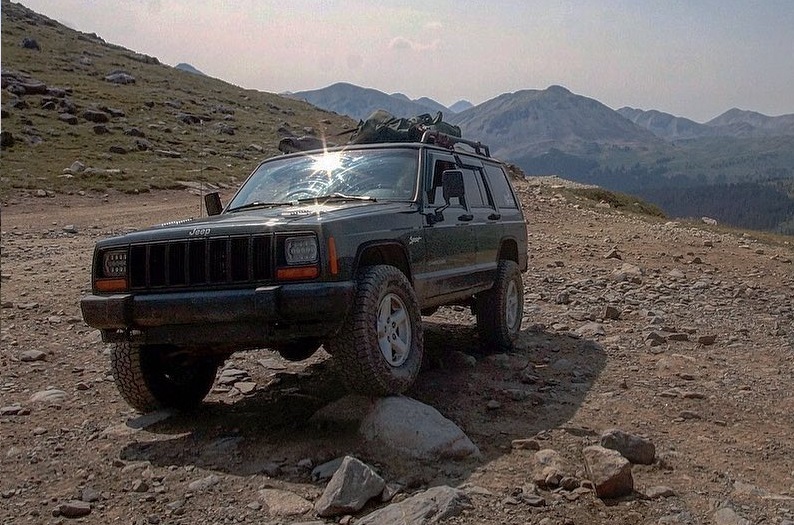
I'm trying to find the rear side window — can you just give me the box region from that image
[485,164,519,209]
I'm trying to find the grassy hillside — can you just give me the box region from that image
[0,0,355,196]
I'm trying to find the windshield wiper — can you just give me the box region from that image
[297,193,377,203]
[226,201,291,212]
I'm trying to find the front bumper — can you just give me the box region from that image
[80,282,355,348]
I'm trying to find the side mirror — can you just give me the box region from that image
[441,170,465,203]
[204,192,223,216]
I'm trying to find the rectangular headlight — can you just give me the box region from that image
[102,249,128,278]
[284,236,318,265]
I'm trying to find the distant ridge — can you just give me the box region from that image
[621,106,794,139]
[175,62,206,76]
[617,107,714,141]
[290,82,449,120]
[449,100,474,113]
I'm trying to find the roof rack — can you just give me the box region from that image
[420,130,491,158]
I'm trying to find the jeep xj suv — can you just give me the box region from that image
[81,131,528,412]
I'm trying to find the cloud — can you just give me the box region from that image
[388,36,440,52]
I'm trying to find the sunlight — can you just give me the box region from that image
[310,151,343,174]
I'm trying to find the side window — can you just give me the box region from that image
[484,164,519,209]
[461,168,485,208]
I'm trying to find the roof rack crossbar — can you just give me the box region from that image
[420,130,491,158]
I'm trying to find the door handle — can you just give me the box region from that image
[488,213,501,220]
[458,214,474,222]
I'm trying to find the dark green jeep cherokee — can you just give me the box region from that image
[81,132,528,412]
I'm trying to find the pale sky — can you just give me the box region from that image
[15,0,794,122]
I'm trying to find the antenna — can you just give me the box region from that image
[199,118,205,217]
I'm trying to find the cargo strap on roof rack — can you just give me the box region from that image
[420,130,490,158]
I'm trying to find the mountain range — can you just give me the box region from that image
[289,82,473,121]
[291,82,794,234]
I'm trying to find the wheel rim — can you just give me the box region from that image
[504,279,519,331]
[376,292,412,367]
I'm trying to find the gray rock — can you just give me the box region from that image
[63,225,78,234]
[582,445,634,499]
[258,488,312,516]
[3,403,30,416]
[217,368,249,385]
[644,485,675,498]
[697,334,717,345]
[576,322,605,337]
[109,145,128,154]
[80,486,101,503]
[20,349,46,362]
[511,438,540,451]
[1,130,14,149]
[314,456,385,517]
[57,500,91,518]
[69,160,86,173]
[611,263,643,284]
[356,485,471,525]
[713,507,750,525]
[599,428,656,464]
[59,113,78,125]
[311,457,344,482]
[82,109,109,123]
[29,389,67,404]
[187,474,220,492]
[530,449,575,488]
[658,511,697,524]
[154,149,182,158]
[21,37,40,50]
[601,305,621,320]
[360,396,480,461]
[105,72,136,84]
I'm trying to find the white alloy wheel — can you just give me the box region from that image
[377,292,411,366]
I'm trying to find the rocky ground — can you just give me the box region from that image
[1,178,793,525]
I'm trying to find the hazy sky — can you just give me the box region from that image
[16,0,794,122]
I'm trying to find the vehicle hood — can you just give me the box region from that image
[98,201,414,245]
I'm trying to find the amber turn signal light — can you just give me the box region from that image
[95,278,128,293]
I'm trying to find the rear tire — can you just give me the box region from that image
[325,265,423,395]
[476,260,523,353]
[110,342,219,413]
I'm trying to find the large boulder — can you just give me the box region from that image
[360,396,480,461]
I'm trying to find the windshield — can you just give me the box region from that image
[228,150,419,210]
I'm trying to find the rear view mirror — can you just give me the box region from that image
[204,192,223,216]
[441,170,465,202]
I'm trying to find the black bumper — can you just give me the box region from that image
[80,282,355,347]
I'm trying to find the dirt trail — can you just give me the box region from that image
[1,182,793,524]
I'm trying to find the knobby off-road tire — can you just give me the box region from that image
[275,338,322,362]
[476,260,524,353]
[326,265,423,396]
[110,342,219,413]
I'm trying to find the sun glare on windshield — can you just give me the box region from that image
[310,152,343,174]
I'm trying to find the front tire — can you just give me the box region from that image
[110,342,219,413]
[476,260,524,353]
[325,265,423,395]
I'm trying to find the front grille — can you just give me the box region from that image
[128,235,272,290]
